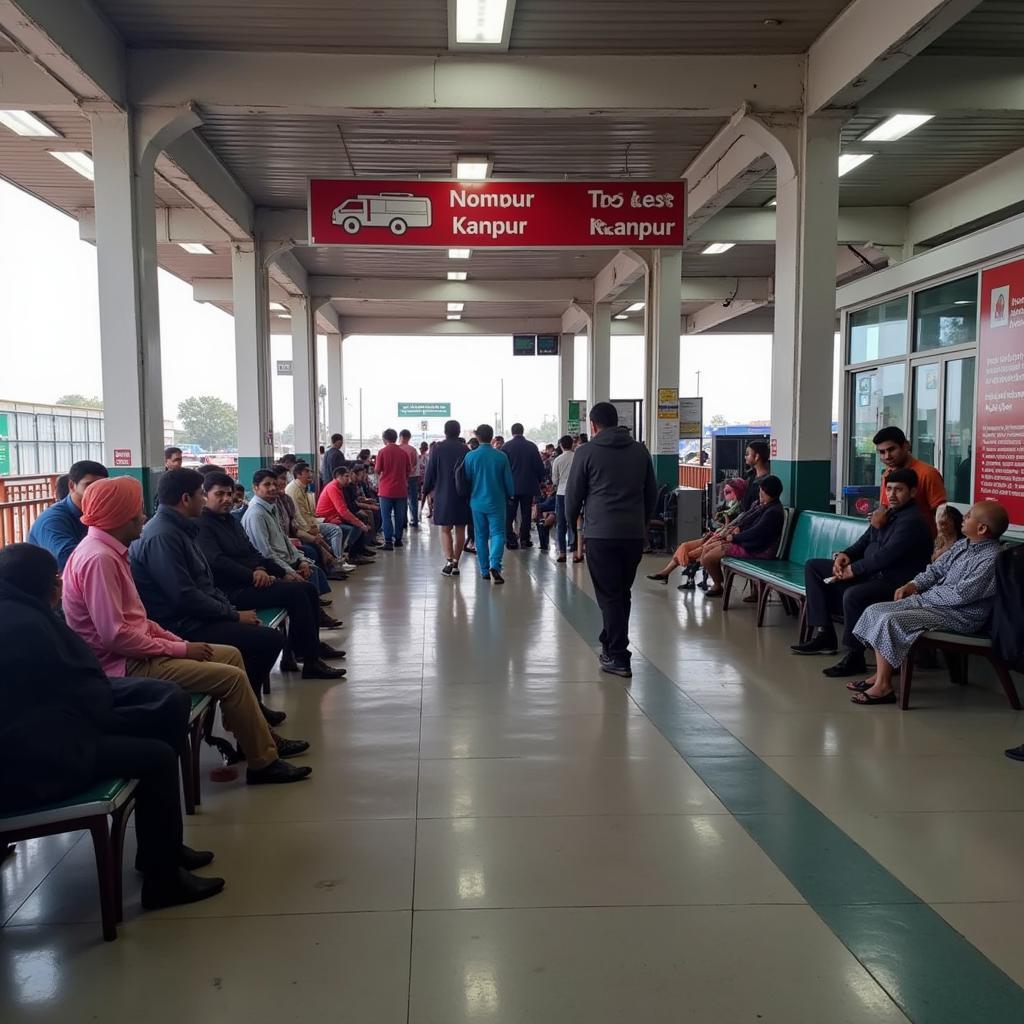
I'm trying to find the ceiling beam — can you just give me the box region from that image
[128,51,804,116]
[593,250,647,304]
[193,278,290,303]
[806,0,984,113]
[268,248,308,296]
[78,207,231,244]
[309,276,590,303]
[690,206,908,246]
[0,51,77,108]
[338,316,567,336]
[860,56,1024,114]
[685,297,769,334]
[0,0,127,106]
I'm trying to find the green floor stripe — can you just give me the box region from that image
[527,555,1024,1024]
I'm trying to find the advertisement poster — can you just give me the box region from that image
[656,387,679,456]
[976,257,1024,526]
[678,396,703,439]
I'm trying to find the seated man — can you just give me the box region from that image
[792,467,934,676]
[129,469,298,716]
[243,469,336,602]
[534,482,557,553]
[59,477,310,784]
[0,543,225,909]
[350,464,382,535]
[848,500,1009,705]
[272,463,346,579]
[286,460,352,569]
[197,471,345,680]
[316,466,375,563]
[28,459,109,570]
[231,482,249,517]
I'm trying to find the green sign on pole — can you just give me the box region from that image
[397,402,451,418]
[567,400,586,436]
[0,413,10,475]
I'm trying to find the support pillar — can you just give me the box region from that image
[771,114,843,511]
[232,242,273,490]
[585,301,612,418]
[289,294,317,465]
[325,333,345,440]
[643,248,683,489]
[558,332,575,437]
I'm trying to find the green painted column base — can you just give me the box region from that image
[108,466,152,509]
[772,458,832,512]
[652,454,678,492]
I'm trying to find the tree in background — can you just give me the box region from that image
[708,413,729,428]
[523,414,560,443]
[56,394,103,409]
[177,395,238,452]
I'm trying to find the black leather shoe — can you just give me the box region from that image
[490,568,505,584]
[319,610,343,628]
[601,662,632,678]
[1005,744,1024,762]
[246,759,312,784]
[141,867,225,910]
[273,736,310,756]
[136,844,215,873]
[261,704,287,726]
[302,659,346,679]
[279,655,300,672]
[790,632,839,655]
[822,651,869,677]
[318,641,346,659]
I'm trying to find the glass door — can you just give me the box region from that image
[845,363,906,514]
[911,362,940,469]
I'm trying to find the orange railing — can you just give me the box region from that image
[0,474,58,547]
[678,464,712,489]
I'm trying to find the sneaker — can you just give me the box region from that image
[382,542,394,551]
[601,662,632,679]
[557,554,567,563]
[246,759,312,785]
[340,563,357,572]
[351,555,375,565]
[521,540,534,548]
[450,563,461,576]
[790,631,839,656]
[394,539,404,548]
[490,568,505,584]
[441,560,454,577]
[481,572,492,581]
[822,650,869,678]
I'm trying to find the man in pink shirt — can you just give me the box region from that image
[61,476,311,786]
[375,428,412,550]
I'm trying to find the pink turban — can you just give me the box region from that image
[81,476,144,530]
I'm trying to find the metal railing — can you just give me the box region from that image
[0,474,58,547]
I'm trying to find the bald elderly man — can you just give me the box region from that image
[60,476,311,785]
[847,500,1010,706]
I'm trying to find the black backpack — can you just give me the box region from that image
[992,544,1024,671]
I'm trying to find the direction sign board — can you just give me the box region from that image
[398,402,451,418]
[276,360,293,376]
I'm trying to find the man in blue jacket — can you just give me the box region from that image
[792,467,933,677]
[28,460,108,570]
[502,423,546,550]
[462,423,515,584]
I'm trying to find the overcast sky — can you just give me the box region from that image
[2,179,835,440]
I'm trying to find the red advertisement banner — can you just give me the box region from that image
[976,256,1024,526]
[308,179,685,248]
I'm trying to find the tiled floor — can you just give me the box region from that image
[3,527,1024,1022]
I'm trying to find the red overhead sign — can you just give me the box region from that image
[976,256,1024,526]
[308,179,685,249]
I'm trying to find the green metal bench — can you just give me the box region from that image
[182,694,214,815]
[0,778,138,941]
[722,511,867,630]
[255,606,288,692]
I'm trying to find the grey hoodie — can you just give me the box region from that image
[565,427,658,540]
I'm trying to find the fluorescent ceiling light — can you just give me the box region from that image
[953,300,973,306]
[447,313,462,321]
[701,243,735,255]
[862,114,933,143]
[613,314,629,320]
[179,242,213,255]
[448,248,471,259]
[624,301,645,313]
[455,0,509,44]
[0,110,60,137]
[454,155,492,180]
[447,271,468,281]
[269,301,288,313]
[765,197,777,208]
[277,312,292,319]
[838,153,873,177]
[49,150,94,180]
[447,302,465,312]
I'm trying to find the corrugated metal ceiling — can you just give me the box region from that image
[926,0,1024,55]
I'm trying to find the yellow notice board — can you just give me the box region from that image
[655,387,679,455]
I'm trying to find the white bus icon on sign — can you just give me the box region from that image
[331,193,432,236]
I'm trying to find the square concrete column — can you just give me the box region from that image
[325,333,345,439]
[88,108,165,496]
[558,332,575,437]
[289,294,318,464]
[643,248,683,489]
[232,242,273,490]
[586,301,612,415]
[772,114,843,511]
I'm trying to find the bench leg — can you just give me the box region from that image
[193,704,216,808]
[756,583,771,627]
[992,657,1022,710]
[899,649,915,710]
[722,570,735,610]
[87,817,118,941]
[797,600,809,643]
[180,747,196,816]
[110,800,134,923]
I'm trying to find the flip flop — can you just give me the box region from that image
[846,680,872,692]
[850,691,897,705]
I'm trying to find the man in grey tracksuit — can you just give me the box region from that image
[565,402,658,677]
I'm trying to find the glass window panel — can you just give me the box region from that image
[911,363,940,469]
[54,416,71,442]
[848,296,908,363]
[944,357,975,504]
[848,363,906,490]
[914,275,977,352]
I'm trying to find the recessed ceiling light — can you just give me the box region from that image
[447,313,462,321]
[0,110,60,137]
[448,248,471,259]
[447,302,465,312]
[454,155,492,180]
[624,301,645,313]
[701,243,735,255]
[953,300,973,306]
[269,301,288,313]
[838,153,873,177]
[765,197,777,208]
[613,314,629,320]
[179,242,213,255]
[862,114,933,143]
[447,271,468,281]
[49,150,94,180]
[455,0,510,45]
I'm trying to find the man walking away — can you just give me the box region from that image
[550,435,576,562]
[462,423,515,584]
[565,402,657,677]
[375,429,411,549]
[320,433,347,487]
[398,429,421,529]
[422,419,471,577]
[502,423,546,549]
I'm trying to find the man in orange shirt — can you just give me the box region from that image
[873,427,947,536]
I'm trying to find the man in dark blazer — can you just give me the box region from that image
[501,423,546,550]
